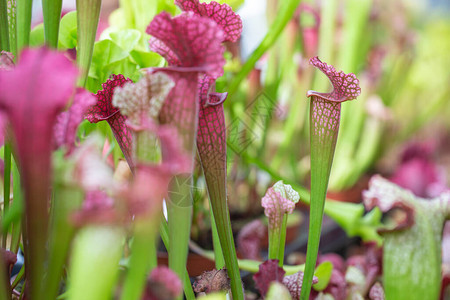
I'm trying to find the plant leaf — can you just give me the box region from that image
[58,11,78,49]
[313,262,333,291]
[109,29,141,53]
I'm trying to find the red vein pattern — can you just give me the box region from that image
[147,12,226,79]
[175,0,243,42]
[196,75,227,175]
[310,98,341,144]
[147,12,227,167]
[54,88,96,154]
[307,56,361,140]
[155,70,199,157]
[85,74,134,168]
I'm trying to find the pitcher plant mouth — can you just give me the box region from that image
[307,56,361,103]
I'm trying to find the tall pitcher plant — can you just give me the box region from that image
[301,57,361,299]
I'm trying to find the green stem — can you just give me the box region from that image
[68,226,125,300]
[121,219,158,300]
[45,184,84,300]
[11,264,25,290]
[277,214,288,266]
[267,226,279,261]
[227,0,302,97]
[10,157,22,254]
[167,173,193,300]
[42,0,63,48]
[267,214,290,268]
[210,206,225,269]
[76,0,102,87]
[16,0,33,53]
[0,0,10,51]
[19,281,26,299]
[22,163,50,300]
[2,143,11,248]
[7,0,18,57]
[206,181,244,300]
[135,131,160,163]
[159,215,196,300]
[300,99,341,300]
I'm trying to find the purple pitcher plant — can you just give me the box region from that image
[0,47,78,300]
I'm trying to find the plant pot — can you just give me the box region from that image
[326,175,371,203]
[157,252,216,277]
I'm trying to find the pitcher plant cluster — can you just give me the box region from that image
[1,0,449,300]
